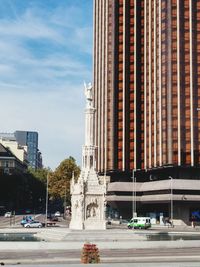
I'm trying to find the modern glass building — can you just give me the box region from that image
[0,131,42,170]
[93,0,200,222]
[14,131,42,170]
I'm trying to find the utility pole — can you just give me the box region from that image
[63,183,67,219]
[45,173,49,227]
[169,176,173,223]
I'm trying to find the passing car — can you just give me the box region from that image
[54,211,61,217]
[24,221,43,228]
[4,212,12,218]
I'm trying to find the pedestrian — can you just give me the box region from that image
[165,217,172,227]
[191,216,196,228]
[162,217,166,226]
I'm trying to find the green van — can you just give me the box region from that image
[127,217,151,229]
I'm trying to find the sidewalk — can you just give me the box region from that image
[151,223,200,232]
[5,264,200,267]
[1,228,200,265]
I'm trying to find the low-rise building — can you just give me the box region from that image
[0,131,43,169]
[0,143,27,175]
[105,167,200,225]
[0,138,28,164]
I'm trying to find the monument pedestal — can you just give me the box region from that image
[70,171,106,230]
[84,219,106,230]
[70,220,84,230]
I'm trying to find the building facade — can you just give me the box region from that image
[0,131,42,170]
[0,139,28,164]
[0,143,27,175]
[93,0,200,223]
[14,131,42,170]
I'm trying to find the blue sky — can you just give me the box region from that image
[0,0,93,169]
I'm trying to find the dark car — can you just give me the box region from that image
[50,216,58,222]
[25,209,31,214]
[47,213,52,219]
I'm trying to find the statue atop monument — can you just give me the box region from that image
[84,82,93,107]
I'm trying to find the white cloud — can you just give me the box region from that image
[0,1,93,169]
[0,7,64,42]
[0,4,92,86]
[0,64,14,73]
[0,4,93,53]
[73,27,93,54]
[0,86,85,169]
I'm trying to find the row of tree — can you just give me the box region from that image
[0,156,80,214]
[29,156,80,212]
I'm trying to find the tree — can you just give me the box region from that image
[28,167,51,186]
[0,172,46,213]
[48,156,80,204]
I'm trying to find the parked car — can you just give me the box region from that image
[24,221,43,228]
[54,211,61,217]
[50,216,58,222]
[120,219,128,224]
[4,212,12,218]
[25,209,31,214]
[21,219,28,226]
[127,217,151,229]
[47,213,53,219]
[21,216,33,226]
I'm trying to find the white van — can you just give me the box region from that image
[127,217,151,229]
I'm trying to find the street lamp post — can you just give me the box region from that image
[169,176,173,223]
[132,170,136,218]
[63,183,67,219]
[45,173,49,227]
[64,171,74,219]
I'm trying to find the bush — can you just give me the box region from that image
[81,243,100,264]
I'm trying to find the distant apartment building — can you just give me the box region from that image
[0,131,43,169]
[0,143,27,175]
[0,138,28,163]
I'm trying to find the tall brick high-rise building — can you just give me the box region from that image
[93,0,200,222]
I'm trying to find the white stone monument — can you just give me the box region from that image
[69,82,106,230]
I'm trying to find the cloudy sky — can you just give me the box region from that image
[0,0,93,170]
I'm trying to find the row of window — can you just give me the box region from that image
[0,160,14,168]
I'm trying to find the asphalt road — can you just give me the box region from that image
[0,214,69,228]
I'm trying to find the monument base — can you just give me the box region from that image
[84,219,106,230]
[69,220,84,230]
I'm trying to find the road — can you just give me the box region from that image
[0,214,69,228]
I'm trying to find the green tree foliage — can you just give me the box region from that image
[48,156,80,203]
[28,167,51,186]
[0,172,46,213]
[0,157,80,213]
